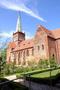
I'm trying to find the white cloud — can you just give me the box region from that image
[0,32,13,38]
[0,32,13,48]
[26,34,33,39]
[0,42,3,47]
[24,31,33,39]
[0,31,32,39]
[0,0,46,22]
[0,29,33,40]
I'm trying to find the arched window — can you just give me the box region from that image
[26,49,29,56]
[38,46,40,51]
[11,48,14,51]
[20,51,22,57]
[18,52,20,58]
[23,51,25,57]
[52,54,55,59]
[23,51,26,65]
[42,44,44,50]
[18,52,21,64]
[32,48,34,56]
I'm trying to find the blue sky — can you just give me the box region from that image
[0,0,60,41]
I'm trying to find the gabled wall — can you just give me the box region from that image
[55,39,60,64]
[48,36,57,62]
[34,27,49,61]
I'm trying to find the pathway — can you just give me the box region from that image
[5,75,16,80]
[5,75,60,90]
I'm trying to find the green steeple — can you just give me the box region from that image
[16,12,22,32]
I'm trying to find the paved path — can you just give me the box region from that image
[13,78,60,90]
[5,75,60,90]
[20,80,60,90]
[5,75,16,80]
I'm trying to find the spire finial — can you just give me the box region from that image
[16,11,22,32]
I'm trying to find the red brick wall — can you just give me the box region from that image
[34,28,49,62]
[55,39,60,64]
[6,48,11,64]
[7,26,60,65]
[13,32,25,42]
[48,36,57,61]
[11,47,34,65]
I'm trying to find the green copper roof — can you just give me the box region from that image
[16,13,22,32]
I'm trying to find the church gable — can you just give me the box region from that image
[6,12,60,65]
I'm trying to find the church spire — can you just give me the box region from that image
[16,12,22,32]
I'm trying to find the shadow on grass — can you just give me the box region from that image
[0,78,28,90]
[26,73,60,87]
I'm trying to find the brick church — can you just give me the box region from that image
[6,15,60,65]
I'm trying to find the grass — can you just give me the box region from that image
[16,68,60,79]
[16,68,46,78]
[22,68,60,86]
[31,68,60,78]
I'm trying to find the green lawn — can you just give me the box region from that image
[16,68,60,79]
[16,68,45,78]
[31,69,60,78]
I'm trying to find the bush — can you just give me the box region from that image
[38,59,49,69]
[15,66,24,73]
[49,57,57,68]
[4,63,17,75]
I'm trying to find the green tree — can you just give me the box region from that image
[43,60,49,68]
[38,59,44,69]
[49,57,57,68]
[0,57,5,77]
[1,48,6,62]
[0,48,6,77]
[38,59,49,69]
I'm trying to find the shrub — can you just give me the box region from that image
[38,59,49,69]
[49,57,57,68]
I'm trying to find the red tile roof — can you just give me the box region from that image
[51,28,60,39]
[37,25,54,38]
[38,25,60,39]
[13,39,34,51]
[8,42,16,48]
[8,25,60,52]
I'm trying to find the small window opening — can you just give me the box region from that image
[42,44,44,50]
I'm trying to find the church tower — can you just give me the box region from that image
[13,13,25,44]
